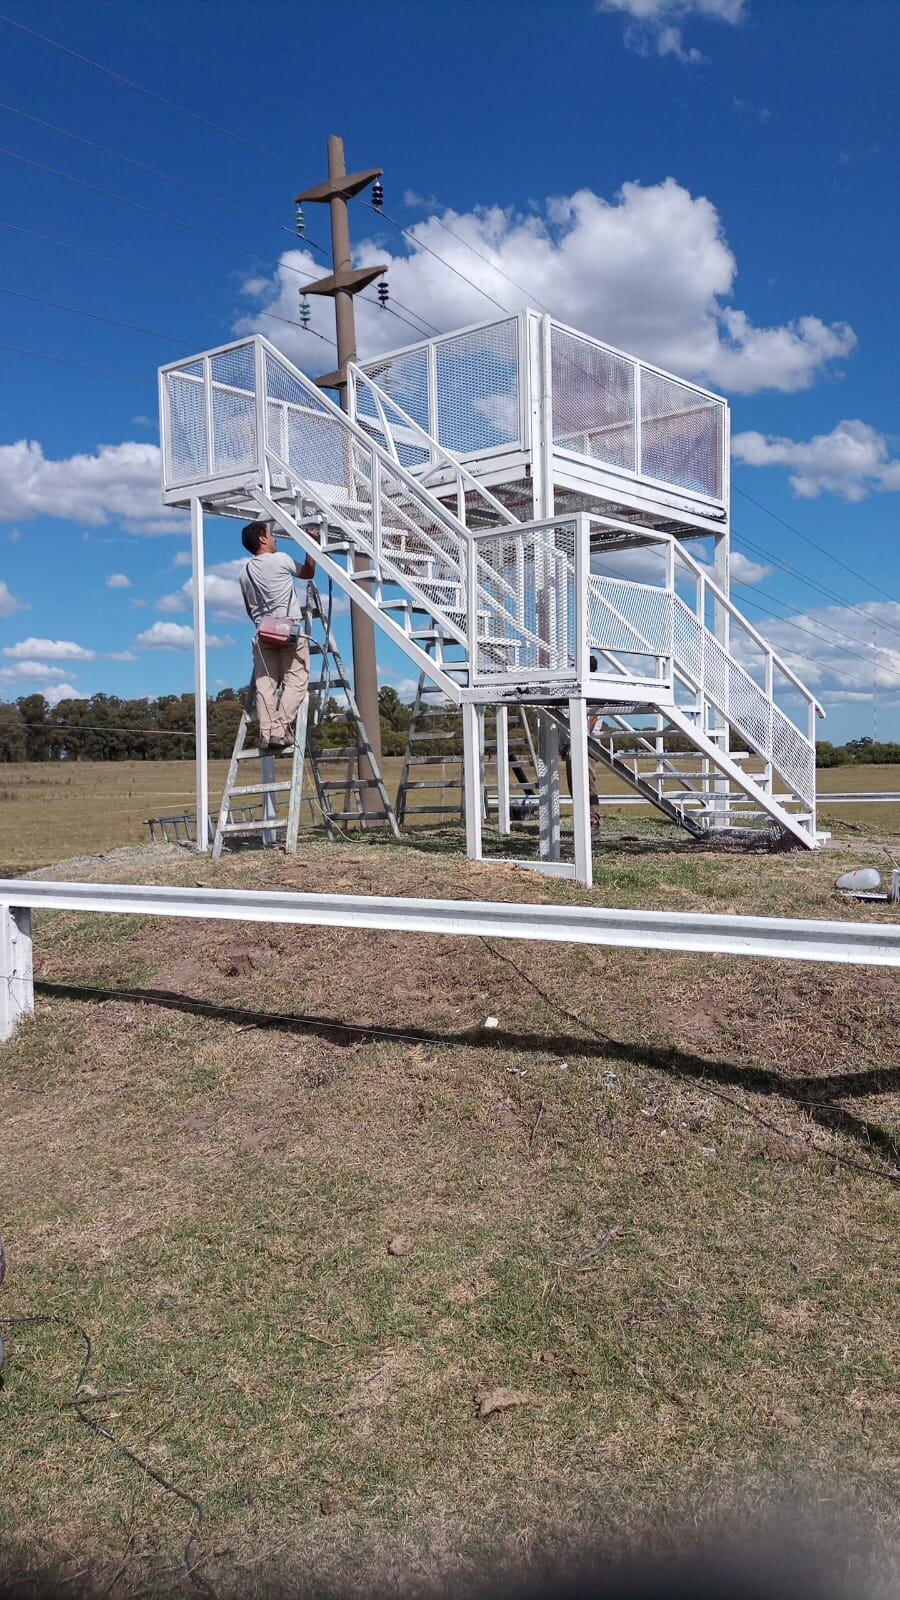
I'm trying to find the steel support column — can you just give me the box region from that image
[537,713,561,862]
[462,702,483,862]
[190,497,209,852]
[568,698,593,888]
[495,705,511,834]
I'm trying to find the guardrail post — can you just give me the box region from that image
[0,905,33,1043]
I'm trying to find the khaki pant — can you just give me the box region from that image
[253,635,309,743]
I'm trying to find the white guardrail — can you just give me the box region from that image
[2,879,900,1042]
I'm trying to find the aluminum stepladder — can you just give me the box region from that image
[212,582,398,857]
[395,671,540,828]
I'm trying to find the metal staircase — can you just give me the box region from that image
[160,332,823,853]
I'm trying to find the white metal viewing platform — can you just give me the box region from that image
[159,313,823,879]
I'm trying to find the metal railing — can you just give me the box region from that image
[160,335,478,647]
[5,878,900,1041]
[356,311,729,512]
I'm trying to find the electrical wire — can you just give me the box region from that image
[0,98,330,256]
[735,530,900,648]
[735,579,898,659]
[0,339,145,381]
[0,147,431,343]
[360,200,511,314]
[0,9,300,175]
[0,284,198,348]
[421,205,556,315]
[0,220,337,349]
[735,483,900,610]
[732,581,896,674]
[0,1311,216,1597]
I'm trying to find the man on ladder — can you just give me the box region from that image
[239,519,316,751]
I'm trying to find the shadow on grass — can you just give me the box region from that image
[34,980,900,1174]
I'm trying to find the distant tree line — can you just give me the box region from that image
[3,691,894,767]
[0,686,420,762]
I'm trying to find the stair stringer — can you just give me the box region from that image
[611,701,815,846]
[250,487,464,706]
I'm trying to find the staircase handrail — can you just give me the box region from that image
[347,362,519,530]
[667,534,825,719]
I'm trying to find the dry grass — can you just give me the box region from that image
[1,834,899,1595]
[4,757,900,878]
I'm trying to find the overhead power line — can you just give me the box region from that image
[0,11,303,173]
[0,99,330,256]
[0,146,433,342]
[0,285,199,348]
[733,595,874,690]
[0,340,145,382]
[735,483,900,611]
[361,200,511,315]
[734,531,900,649]
[0,219,337,349]
[734,579,900,669]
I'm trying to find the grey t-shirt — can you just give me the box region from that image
[240,551,303,624]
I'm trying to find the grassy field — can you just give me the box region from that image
[1,833,898,1595]
[3,758,900,876]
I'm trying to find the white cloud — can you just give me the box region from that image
[135,621,233,651]
[0,660,69,682]
[2,636,96,662]
[597,0,745,62]
[748,600,900,697]
[0,578,26,616]
[238,182,855,397]
[730,551,772,584]
[172,549,192,568]
[45,683,80,708]
[159,561,266,622]
[0,439,184,535]
[733,419,900,501]
[106,572,132,589]
[106,650,138,662]
[7,527,21,543]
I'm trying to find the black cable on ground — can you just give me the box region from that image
[476,937,900,1187]
[0,1302,217,1598]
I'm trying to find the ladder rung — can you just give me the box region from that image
[235,746,295,761]
[227,781,293,797]
[318,779,383,791]
[222,818,288,835]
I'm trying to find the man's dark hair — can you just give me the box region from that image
[241,520,269,555]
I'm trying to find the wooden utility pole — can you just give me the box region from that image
[296,137,386,813]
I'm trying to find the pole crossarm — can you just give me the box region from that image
[295,166,382,204]
[304,264,386,298]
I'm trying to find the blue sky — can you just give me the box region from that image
[1,0,899,738]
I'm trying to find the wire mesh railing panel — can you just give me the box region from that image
[359,347,430,433]
[474,522,576,679]
[211,385,257,474]
[551,327,636,471]
[435,320,520,455]
[640,368,723,500]
[590,578,670,656]
[773,708,815,805]
[354,375,431,470]
[163,362,206,484]
[211,345,256,391]
[672,594,815,805]
[672,596,704,686]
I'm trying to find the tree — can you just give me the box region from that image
[0,702,27,762]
